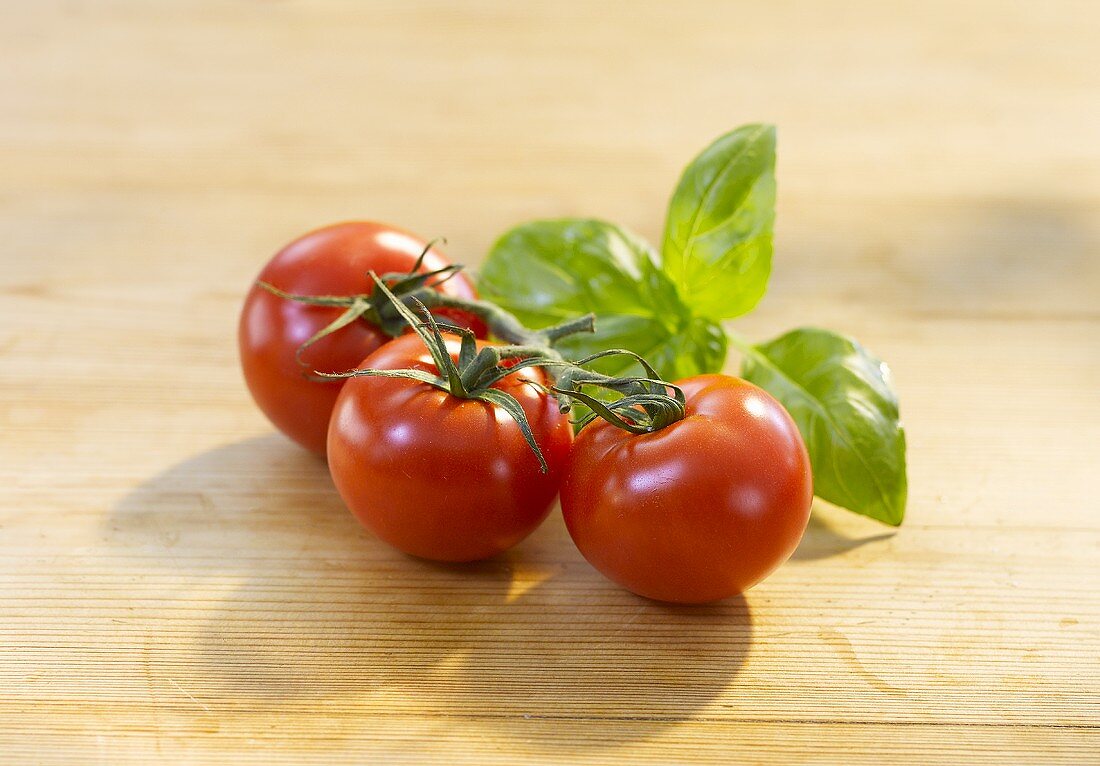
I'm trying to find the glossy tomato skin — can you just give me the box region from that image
[327,333,573,562]
[238,221,480,455]
[560,374,812,604]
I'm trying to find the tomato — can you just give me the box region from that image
[560,374,812,603]
[238,221,483,455]
[327,333,573,562]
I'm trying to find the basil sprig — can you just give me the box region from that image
[478,124,907,525]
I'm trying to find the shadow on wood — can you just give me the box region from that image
[106,436,753,749]
[792,504,896,561]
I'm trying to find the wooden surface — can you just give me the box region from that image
[2,2,1098,763]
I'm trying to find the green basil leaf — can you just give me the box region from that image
[662,123,776,320]
[478,218,726,379]
[740,328,907,525]
[637,315,728,382]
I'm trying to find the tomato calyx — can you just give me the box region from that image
[256,240,468,373]
[552,349,687,435]
[319,274,568,473]
[330,276,689,470]
[263,245,691,463]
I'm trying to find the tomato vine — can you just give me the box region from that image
[261,257,689,473]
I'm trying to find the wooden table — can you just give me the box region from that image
[2,2,1097,763]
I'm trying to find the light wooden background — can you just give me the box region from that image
[2,2,1098,763]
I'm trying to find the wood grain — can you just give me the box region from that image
[1,1,1098,763]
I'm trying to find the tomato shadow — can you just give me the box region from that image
[105,434,365,574]
[105,436,753,750]
[188,556,751,749]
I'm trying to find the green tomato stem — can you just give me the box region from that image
[261,271,688,437]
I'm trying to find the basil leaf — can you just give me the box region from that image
[662,124,776,320]
[740,328,907,525]
[638,315,727,381]
[478,218,726,379]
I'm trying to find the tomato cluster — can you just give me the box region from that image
[239,222,813,604]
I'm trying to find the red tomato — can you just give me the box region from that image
[560,374,812,603]
[327,333,573,562]
[238,221,482,455]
